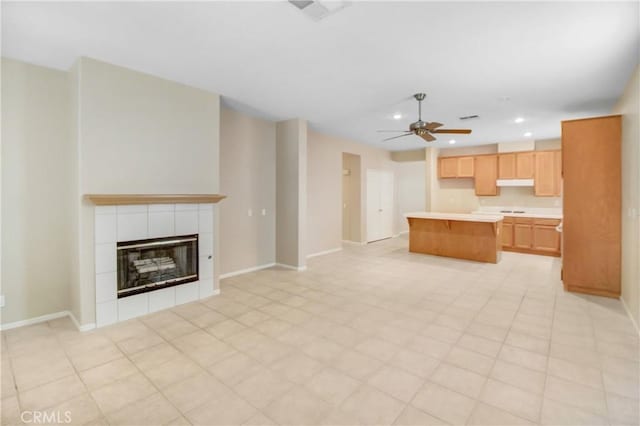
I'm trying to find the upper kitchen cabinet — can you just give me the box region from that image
[534,150,561,196]
[498,152,534,179]
[474,155,499,196]
[438,156,474,178]
[562,115,621,298]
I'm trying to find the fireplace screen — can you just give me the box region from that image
[117,234,198,298]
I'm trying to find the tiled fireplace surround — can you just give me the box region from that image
[94,203,216,327]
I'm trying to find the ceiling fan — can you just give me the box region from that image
[378,93,472,142]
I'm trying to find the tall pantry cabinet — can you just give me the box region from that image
[562,115,621,297]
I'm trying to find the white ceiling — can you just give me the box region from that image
[2,1,638,150]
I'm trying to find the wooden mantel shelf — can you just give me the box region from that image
[84,194,226,205]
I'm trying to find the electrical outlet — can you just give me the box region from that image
[0,295,5,308]
[261,209,266,216]
[248,209,253,217]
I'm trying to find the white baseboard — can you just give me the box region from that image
[397,230,409,235]
[68,311,96,332]
[276,263,307,272]
[342,240,366,246]
[0,310,69,331]
[307,247,342,259]
[211,289,221,296]
[621,295,640,337]
[219,262,276,279]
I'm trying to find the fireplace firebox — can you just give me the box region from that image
[117,234,199,298]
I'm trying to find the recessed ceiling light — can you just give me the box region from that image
[449,140,456,145]
[393,113,402,120]
[514,117,525,123]
[524,131,533,137]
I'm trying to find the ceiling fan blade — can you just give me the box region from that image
[383,132,413,141]
[377,130,409,133]
[431,129,472,134]
[427,122,443,130]
[419,132,436,142]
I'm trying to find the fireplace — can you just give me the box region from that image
[117,234,199,298]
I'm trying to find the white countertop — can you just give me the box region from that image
[472,208,562,220]
[405,212,504,223]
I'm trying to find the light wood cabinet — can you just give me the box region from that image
[474,155,499,196]
[535,151,561,196]
[498,152,535,179]
[501,216,561,256]
[562,115,621,298]
[438,156,474,178]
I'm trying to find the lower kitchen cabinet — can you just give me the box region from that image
[501,216,561,256]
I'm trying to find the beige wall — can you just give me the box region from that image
[429,142,561,212]
[394,161,426,233]
[342,153,362,242]
[613,65,640,329]
[73,57,220,325]
[276,119,307,267]
[1,59,73,324]
[306,130,392,253]
[219,107,276,275]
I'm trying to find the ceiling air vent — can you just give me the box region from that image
[288,1,351,21]
[459,114,479,120]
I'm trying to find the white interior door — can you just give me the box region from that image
[366,169,394,242]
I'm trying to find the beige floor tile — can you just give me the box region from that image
[392,405,448,425]
[184,391,256,425]
[375,325,416,346]
[102,319,152,342]
[607,393,640,425]
[129,342,181,372]
[490,359,546,394]
[305,368,361,406]
[550,341,601,369]
[162,371,230,413]
[208,352,263,385]
[67,342,124,372]
[49,393,102,425]
[355,337,400,362]
[445,346,494,376]
[187,310,227,328]
[547,356,603,390]
[466,322,509,343]
[480,378,542,422]
[236,310,272,327]
[12,350,76,391]
[243,413,278,425]
[166,415,191,425]
[233,368,294,408]
[339,385,406,425]
[20,374,86,411]
[430,362,487,398]
[254,318,292,337]
[206,319,247,339]
[603,371,639,399]
[144,354,203,388]
[411,382,476,425]
[498,344,547,372]
[79,357,138,390]
[406,335,451,360]
[332,349,384,380]
[90,372,156,414]
[302,337,345,363]
[264,386,333,425]
[505,331,549,356]
[389,349,441,379]
[242,339,293,365]
[367,365,424,402]
[106,392,181,426]
[457,333,502,358]
[116,331,165,355]
[544,375,608,417]
[468,402,534,425]
[270,352,324,384]
[540,397,608,426]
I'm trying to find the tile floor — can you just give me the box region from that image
[2,236,639,425]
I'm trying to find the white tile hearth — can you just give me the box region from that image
[94,203,217,327]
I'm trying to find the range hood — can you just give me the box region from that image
[496,179,534,187]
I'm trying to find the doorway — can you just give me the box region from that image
[366,169,394,243]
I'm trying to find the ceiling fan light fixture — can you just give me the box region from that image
[393,113,402,120]
[514,117,525,123]
[449,140,456,145]
[524,131,533,137]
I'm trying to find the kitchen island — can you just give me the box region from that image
[405,212,504,263]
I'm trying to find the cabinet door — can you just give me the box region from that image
[513,224,533,248]
[502,222,514,247]
[498,154,516,179]
[534,151,555,196]
[553,150,562,196]
[474,155,499,196]
[516,152,535,178]
[533,225,561,253]
[457,157,475,177]
[439,158,458,178]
